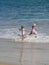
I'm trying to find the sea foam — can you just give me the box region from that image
[0,28,49,43]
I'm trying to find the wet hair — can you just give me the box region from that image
[21,26,24,29]
[32,25,34,28]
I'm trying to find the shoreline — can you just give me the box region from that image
[0,62,17,65]
[0,37,49,43]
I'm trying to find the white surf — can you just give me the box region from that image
[15,34,49,43]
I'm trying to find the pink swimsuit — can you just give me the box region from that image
[32,29,37,34]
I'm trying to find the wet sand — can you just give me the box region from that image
[0,38,49,65]
[0,62,16,65]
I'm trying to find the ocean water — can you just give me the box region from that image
[0,0,49,38]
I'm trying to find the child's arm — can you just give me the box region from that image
[19,28,21,31]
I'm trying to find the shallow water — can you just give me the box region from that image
[0,38,49,65]
[0,0,49,38]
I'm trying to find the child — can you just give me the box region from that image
[30,24,37,35]
[19,26,26,40]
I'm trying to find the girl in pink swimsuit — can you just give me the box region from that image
[30,24,37,35]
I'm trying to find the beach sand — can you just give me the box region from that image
[0,62,16,65]
[0,38,19,65]
[0,38,49,65]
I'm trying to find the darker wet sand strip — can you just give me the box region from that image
[0,62,17,65]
